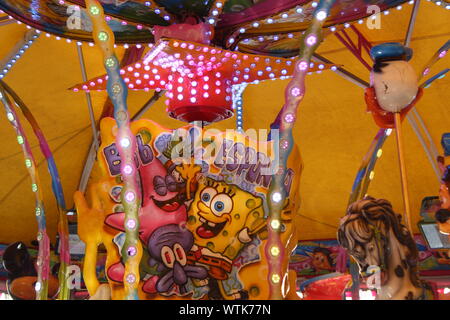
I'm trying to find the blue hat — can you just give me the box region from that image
[370,42,413,61]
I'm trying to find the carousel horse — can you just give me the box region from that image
[337,197,434,300]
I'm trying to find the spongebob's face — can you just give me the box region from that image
[187,179,263,254]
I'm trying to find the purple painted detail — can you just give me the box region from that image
[104,134,154,176]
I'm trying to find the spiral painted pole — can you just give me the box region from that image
[264,0,336,300]
[0,87,50,300]
[348,128,390,205]
[0,80,71,300]
[85,0,142,300]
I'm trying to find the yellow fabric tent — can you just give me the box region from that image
[0,1,448,245]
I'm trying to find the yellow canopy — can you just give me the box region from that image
[0,1,448,244]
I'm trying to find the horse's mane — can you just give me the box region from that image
[337,196,421,287]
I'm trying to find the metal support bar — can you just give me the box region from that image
[406,114,441,180]
[334,29,372,71]
[76,44,99,153]
[404,0,421,47]
[131,90,165,121]
[412,108,440,159]
[313,53,370,88]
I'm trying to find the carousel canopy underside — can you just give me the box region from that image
[0,1,449,245]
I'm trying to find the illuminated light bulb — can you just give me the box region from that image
[271,274,281,284]
[282,13,288,18]
[126,273,136,284]
[120,137,131,148]
[208,18,215,24]
[311,1,318,7]
[267,18,274,23]
[98,31,108,42]
[239,28,246,33]
[190,97,196,103]
[215,89,221,94]
[252,22,259,28]
[203,92,209,98]
[104,57,117,69]
[203,84,209,90]
[369,171,375,180]
[177,94,184,100]
[384,10,389,15]
[17,136,24,144]
[296,7,303,13]
[216,2,223,8]
[35,282,42,292]
[271,219,280,230]
[316,10,327,21]
[284,113,295,123]
[123,165,133,175]
[386,129,393,136]
[439,51,447,58]
[344,23,350,28]
[306,35,317,46]
[291,87,301,97]
[127,246,137,256]
[35,207,41,216]
[396,5,402,9]
[25,159,32,168]
[376,149,383,158]
[6,113,14,121]
[331,66,338,71]
[192,81,198,87]
[125,191,135,202]
[178,77,184,83]
[32,184,38,192]
[177,86,183,93]
[272,192,282,203]
[297,61,309,72]
[270,246,280,257]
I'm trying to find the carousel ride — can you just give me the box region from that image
[0,0,449,300]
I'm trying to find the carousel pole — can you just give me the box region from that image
[85,0,142,300]
[265,0,336,300]
[394,112,413,233]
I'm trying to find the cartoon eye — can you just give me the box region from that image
[173,243,187,266]
[161,246,175,269]
[200,187,217,206]
[211,194,233,216]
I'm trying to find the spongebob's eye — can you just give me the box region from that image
[211,194,233,216]
[200,187,217,206]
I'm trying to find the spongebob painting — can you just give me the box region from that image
[75,119,302,300]
[185,177,266,299]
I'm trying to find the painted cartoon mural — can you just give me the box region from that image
[74,117,302,300]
